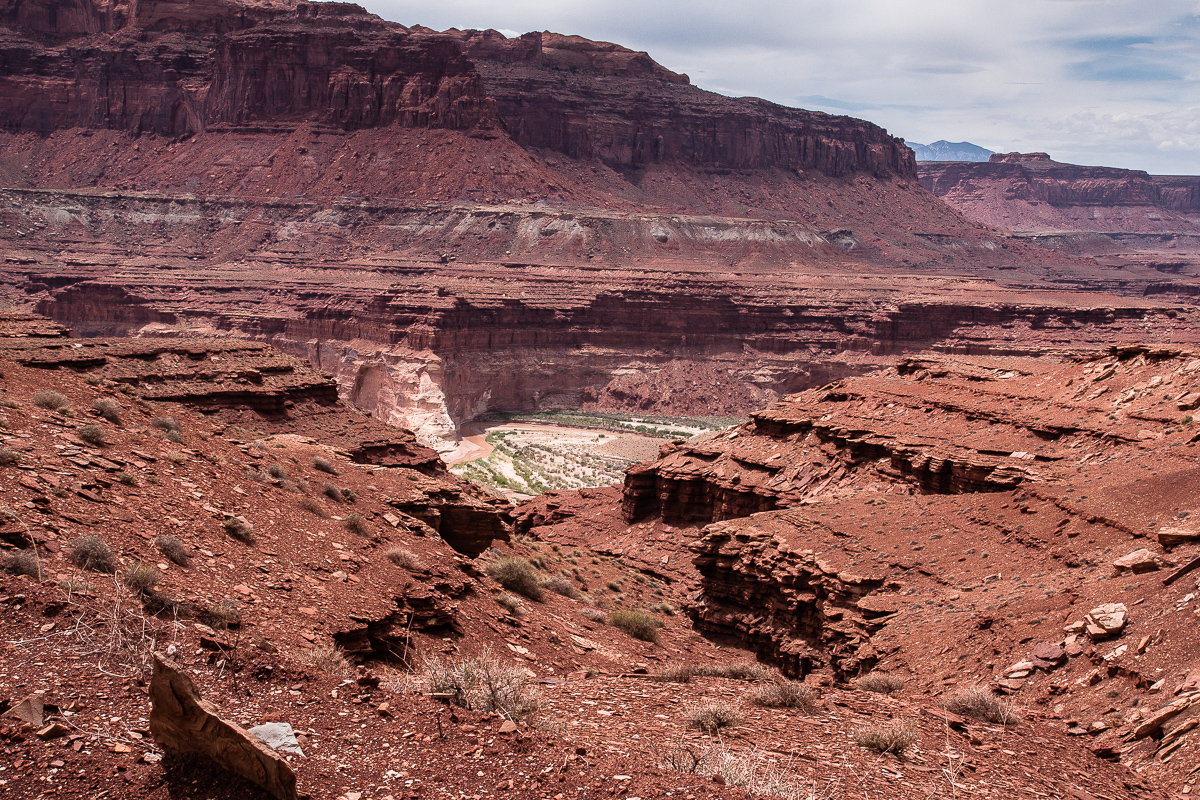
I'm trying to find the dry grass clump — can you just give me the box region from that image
[0,447,20,466]
[344,512,370,537]
[321,482,343,502]
[658,741,807,799]
[685,701,745,733]
[124,562,160,593]
[155,535,191,567]
[91,398,122,424]
[266,463,288,480]
[222,517,255,543]
[32,390,68,410]
[152,415,181,433]
[609,609,663,643]
[77,424,108,447]
[0,397,20,409]
[941,685,1021,726]
[486,556,545,601]
[58,577,94,595]
[116,471,138,485]
[386,547,427,571]
[422,649,544,721]
[2,550,42,579]
[306,647,352,676]
[853,718,917,755]
[692,662,776,682]
[580,607,607,624]
[68,535,116,573]
[541,574,581,599]
[854,671,905,695]
[295,495,328,519]
[495,592,525,616]
[656,662,694,683]
[313,456,338,475]
[751,680,820,711]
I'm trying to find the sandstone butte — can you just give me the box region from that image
[1,1,1200,800]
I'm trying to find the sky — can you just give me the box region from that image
[357,0,1200,175]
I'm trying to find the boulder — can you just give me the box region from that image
[1158,528,1200,548]
[1112,548,1161,573]
[1084,603,1127,639]
[149,655,299,800]
[1030,642,1066,670]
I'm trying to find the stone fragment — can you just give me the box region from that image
[247,722,305,757]
[1131,694,1200,740]
[1112,549,1162,573]
[1004,660,1035,679]
[1084,603,1127,639]
[36,723,68,740]
[497,720,518,734]
[4,694,44,727]
[1030,642,1066,670]
[149,655,299,800]
[1158,528,1200,548]
[1178,392,1200,411]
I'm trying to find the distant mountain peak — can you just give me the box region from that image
[907,140,995,162]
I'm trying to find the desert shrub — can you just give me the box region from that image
[68,535,116,572]
[580,607,607,624]
[164,451,188,465]
[495,592,525,616]
[2,550,42,579]
[609,609,662,643]
[116,471,138,486]
[386,547,426,571]
[486,556,544,601]
[692,662,775,682]
[606,579,623,592]
[313,456,338,475]
[245,469,268,483]
[91,398,122,424]
[422,649,544,721]
[297,495,328,518]
[266,463,288,480]
[155,535,191,567]
[657,740,804,798]
[165,430,184,444]
[751,680,820,711]
[152,416,181,433]
[0,448,20,466]
[340,488,357,503]
[206,598,241,629]
[854,671,905,695]
[124,562,160,593]
[541,574,581,599]
[32,390,68,410]
[941,685,1020,726]
[685,701,744,733]
[321,482,343,502]
[306,647,352,676]
[222,517,255,543]
[344,512,370,537]
[656,663,694,683]
[854,719,916,755]
[77,424,108,447]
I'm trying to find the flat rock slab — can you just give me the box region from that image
[248,722,305,757]
[149,655,299,800]
[1030,642,1066,669]
[1158,528,1200,548]
[1113,548,1161,573]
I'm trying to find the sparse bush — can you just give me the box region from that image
[321,482,343,502]
[422,649,544,721]
[542,575,581,599]
[266,463,288,480]
[116,471,138,486]
[77,424,108,447]
[307,647,352,676]
[341,488,357,503]
[685,701,744,733]
[656,663,694,683]
[58,578,94,595]
[124,562,160,593]
[692,662,776,682]
[941,685,1020,726]
[68,535,116,573]
[155,535,190,567]
[0,448,20,466]
[222,517,255,543]
[165,451,188,465]
[0,398,19,409]
[206,598,241,629]
[313,456,338,475]
[32,390,68,410]
[609,609,663,643]
[344,513,369,537]
[91,398,122,424]
[854,719,916,755]
[606,579,622,592]
[386,547,427,571]
[2,550,42,579]
[297,495,328,518]
[752,680,820,711]
[486,556,544,601]
[152,416,181,433]
[245,468,268,483]
[854,671,905,695]
[580,607,607,624]
[495,592,525,616]
[165,430,184,444]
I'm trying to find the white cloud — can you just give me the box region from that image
[359,0,1200,174]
